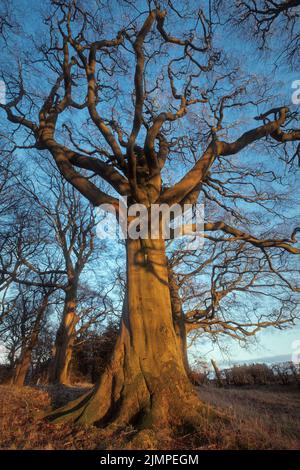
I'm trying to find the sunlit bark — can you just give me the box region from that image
[48,235,207,430]
[49,284,78,385]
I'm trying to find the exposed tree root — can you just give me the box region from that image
[45,237,228,441]
[45,358,227,443]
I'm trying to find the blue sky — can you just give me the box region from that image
[196,324,300,367]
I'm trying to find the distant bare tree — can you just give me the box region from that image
[168,237,299,364]
[0,284,54,386]
[227,0,300,66]
[0,158,114,385]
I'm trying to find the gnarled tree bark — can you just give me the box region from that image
[47,236,211,433]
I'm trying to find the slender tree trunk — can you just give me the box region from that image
[12,349,32,387]
[211,359,223,387]
[48,285,78,385]
[168,265,189,374]
[47,237,214,435]
[12,295,49,387]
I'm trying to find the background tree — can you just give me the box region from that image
[168,237,299,365]
[71,322,119,384]
[0,284,55,386]
[225,0,300,66]
[27,162,106,385]
[0,153,26,300]
[0,166,62,385]
[0,156,116,386]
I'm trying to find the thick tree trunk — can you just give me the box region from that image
[48,285,78,385]
[47,237,215,436]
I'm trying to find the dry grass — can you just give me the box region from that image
[198,385,300,449]
[0,383,299,450]
[0,385,102,450]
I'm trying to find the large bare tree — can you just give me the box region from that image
[1,0,300,437]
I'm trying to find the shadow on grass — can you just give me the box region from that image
[36,383,93,409]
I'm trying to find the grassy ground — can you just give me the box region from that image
[0,383,299,450]
[200,385,300,449]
